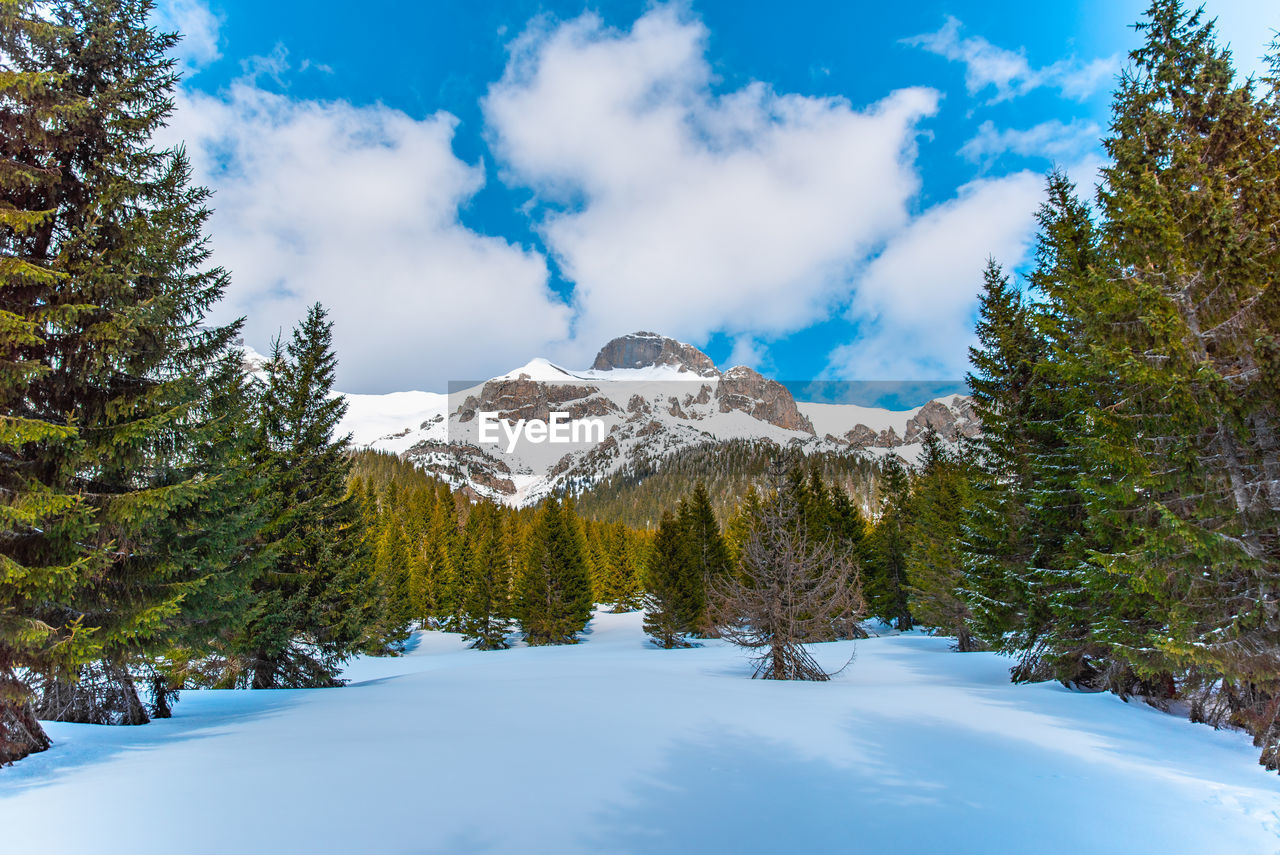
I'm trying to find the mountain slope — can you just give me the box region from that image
[332,332,978,507]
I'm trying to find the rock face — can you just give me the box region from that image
[591,332,719,377]
[903,397,982,444]
[716,366,815,434]
[456,377,618,425]
[340,331,981,507]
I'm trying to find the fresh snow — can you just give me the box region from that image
[3,611,1277,854]
[337,390,448,453]
[797,400,919,438]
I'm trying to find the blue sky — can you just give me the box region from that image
[153,0,1277,394]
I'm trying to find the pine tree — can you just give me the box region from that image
[864,458,913,630]
[459,502,513,650]
[905,431,979,650]
[229,305,369,688]
[1,0,252,756]
[517,498,592,645]
[643,510,699,648]
[680,482,730,635]
[1087,0,1280,758]
[962,261,1039,651]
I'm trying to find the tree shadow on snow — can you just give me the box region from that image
[0,689,307,797]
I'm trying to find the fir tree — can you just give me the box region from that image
[230,305,369,688]
[679,482,730,635]
[517,498,592,645]
[459,503,513,650]
[1,0,249,755]
[643,510,699,648]
[905,431,980,650]
[864,458,913,630]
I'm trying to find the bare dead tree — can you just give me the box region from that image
[711,494,864,681]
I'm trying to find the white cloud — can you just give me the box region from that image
[161,79,570,392]
[726,336,769,372]
[904,16,1119,103]
[960,118,1102,164]
[483,6,941,366]
[826,170,1047,380]
[152,0,223,72]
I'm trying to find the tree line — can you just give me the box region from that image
[0,0,643,765]
[887,1,1280,772]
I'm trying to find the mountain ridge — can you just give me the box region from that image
[328,332,978,507]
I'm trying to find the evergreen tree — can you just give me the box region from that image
[725,484,763,564]
[1089,0,1280,754]
[961,261,1040,652]
[517,498,592,645]
[679,482,730,635]
[905,431,980,650]
[1,0,250,756]
[372,507,414,647]
[864,458,913,630]
[642,510,699,648]
[229,305,369,688]
[595,522,643,612]
[459,502,513,650]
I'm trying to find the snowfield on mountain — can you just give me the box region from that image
[3,610,1277,855]
[330,332,980,506]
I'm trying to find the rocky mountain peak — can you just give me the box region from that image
[716,366,815,434]
[591,332,719,377]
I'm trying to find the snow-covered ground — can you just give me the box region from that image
[3,611,1277,854]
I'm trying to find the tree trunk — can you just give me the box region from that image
[34,660,150,726]
[0,668,51,765]
[251,652,277,690]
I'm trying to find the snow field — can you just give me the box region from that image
[2,610,1277,854]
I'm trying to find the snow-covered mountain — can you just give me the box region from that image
[334,332,979,506]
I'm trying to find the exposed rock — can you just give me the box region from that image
[903,397,981,444]
[876,427,901,447]
[842,424,879,448]
[715,366,815,434]
[456,379,615,424]
[592,331,719,377]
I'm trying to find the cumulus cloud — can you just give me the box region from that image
[152,0,223,72]
[960,118,1102,164]
[826,170,1047,380]
[160,79,570,392]
[483,6,941,365]
[904,17,1118,103]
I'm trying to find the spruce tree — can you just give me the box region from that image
[905,431,979,650]
[229,305,369,688]
[1,0,252,754]
[864,458,913,630]
[459,502,513,650]
[642,510,698,648]
[1088,0,1280,755]
[595,522,643,612]
[962,261,1039,651]
[516,498,592,645]
[680,482,730,635]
